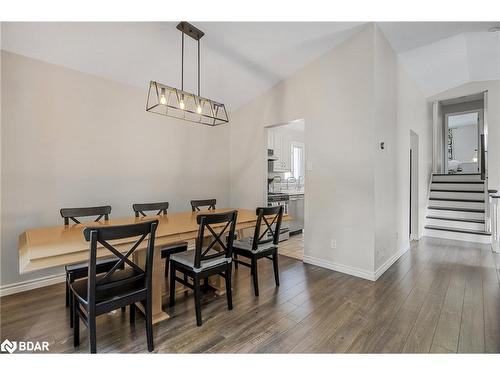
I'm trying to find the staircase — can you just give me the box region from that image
[424,173,491,244]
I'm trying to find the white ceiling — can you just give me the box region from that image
[0,22,363,110]
[378,22,500,97]
[2,22,500,108]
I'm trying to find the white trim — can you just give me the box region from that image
[303,255,376,281]
[0,273,65,297]
[374,246,410,280]
[303,246,410,282]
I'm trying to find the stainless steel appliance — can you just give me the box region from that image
[267,193,290,242]
[287,193,304,235]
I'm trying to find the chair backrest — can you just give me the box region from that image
[194,211,238,269]
[60,206,111,225]
[251,206,284,250]
[132,202,169,217]
[190,199,216,212]
[83,220,158,306]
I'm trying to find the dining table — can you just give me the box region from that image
[18,208,286,324]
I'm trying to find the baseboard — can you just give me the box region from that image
[0,273,65,297]
[374,246,410,280]
[303,255,375,281]
[303,245,410,282]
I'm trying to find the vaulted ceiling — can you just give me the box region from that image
[2,22,500,109]
[378,22,500,97]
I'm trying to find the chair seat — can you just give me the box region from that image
[233,237,276,253]
[170,250,230,273]
[161,241,188,258]
[65,257,120,281]
[70,268,146,306]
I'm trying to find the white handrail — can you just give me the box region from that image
[490,193,500,253]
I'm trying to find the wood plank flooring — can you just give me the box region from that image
[1,236,499,353]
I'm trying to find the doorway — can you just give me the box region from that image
[410,130,419,240]
[264,119,306,261]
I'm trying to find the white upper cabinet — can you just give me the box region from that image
[268,129,291,172]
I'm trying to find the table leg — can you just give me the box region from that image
[134,245,170,324]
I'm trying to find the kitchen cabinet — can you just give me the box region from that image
[268,129,291,172]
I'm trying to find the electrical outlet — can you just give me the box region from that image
[330,239,337,249]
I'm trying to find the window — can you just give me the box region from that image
[291,142,304,179]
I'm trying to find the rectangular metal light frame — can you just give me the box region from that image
[146,81,229,126]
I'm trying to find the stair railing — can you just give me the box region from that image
[490,191,500,253]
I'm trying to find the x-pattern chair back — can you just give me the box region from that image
[61,206,111,225]
[252,206,284,250]
[191,199,216,212]
[194,211,238,269]
[83,220,158,300]
[132,202,169,218]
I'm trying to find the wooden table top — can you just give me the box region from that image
[19,208,283,273]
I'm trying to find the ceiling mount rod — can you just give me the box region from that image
[177,22,204,96]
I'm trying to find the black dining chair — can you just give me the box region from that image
[190,199,217,212]
[71,220,158,353]
[232,206,284,296]
[169,210,237,326]
[132,202,188,277]
[61,206,123,328]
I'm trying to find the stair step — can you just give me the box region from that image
[426,216,485,224]
[426,216,485,231]
[427,200,485,210]
[431,181,484,184]
[432,173,483,183]
[431,183,485,192]
[427,206,484,213]
[432,173,481,176]
[424,225,490,236]
[431,189,484,193]
[429,197,485,203]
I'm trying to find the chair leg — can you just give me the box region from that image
[130,303,136,325]
[73,299,79,348]
[89,313,97,354]
[226,266,233,310]
[203,277,209,292]
[193,274,203,326]
[146,297,154,352]
[273,253,280,287]
[234,253,238,269]
[65,279,70,306]
[164,255,170,277]
[69,290,74,328]
[251,257,259,296]
[169,263,176,307]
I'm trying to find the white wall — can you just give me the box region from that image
[230,24,377,278]
[230,24,432,280]
[1,51,231,287]
[429,81,500,190]
[373,26,398,270]
[395,64,433,251]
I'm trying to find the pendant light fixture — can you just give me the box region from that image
[146,22,229,126]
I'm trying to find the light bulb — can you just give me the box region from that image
[159,88,167,105]
[197,105,202,114]
[179,100,185,110]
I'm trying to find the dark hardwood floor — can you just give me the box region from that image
[1,236,499,353]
